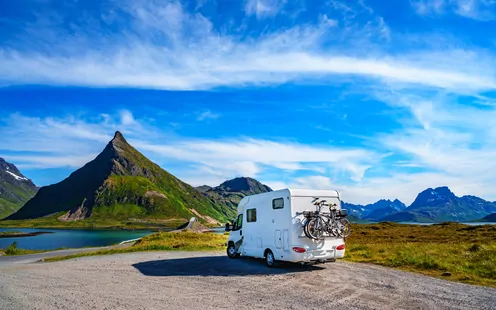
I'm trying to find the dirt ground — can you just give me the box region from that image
[1,251,495,310]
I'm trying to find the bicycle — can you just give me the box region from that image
[302,198,351,239]
[302,198,329,240]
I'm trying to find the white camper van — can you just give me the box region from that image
[225,188,347,267]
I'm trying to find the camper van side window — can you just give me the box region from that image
[246,208,257,222]
[272,198,284,209]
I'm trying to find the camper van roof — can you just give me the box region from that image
[285,188,340,198]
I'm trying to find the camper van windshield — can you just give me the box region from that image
[233,214,243,230]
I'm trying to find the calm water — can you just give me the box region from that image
[0,228,152,250]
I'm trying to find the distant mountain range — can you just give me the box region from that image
[2,133,495,224]
[0,158,38,219]
[344,186,496,223]
[343,199,406,221]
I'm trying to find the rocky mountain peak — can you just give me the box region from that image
[218,177,272,194]
[112,131,126,143]
[411,186,456,208]
[433,186,455,197]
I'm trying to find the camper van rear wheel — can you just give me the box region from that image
[265,250,276,268]
[227,243,240,258]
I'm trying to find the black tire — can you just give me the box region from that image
[265,250,276,268]
[227,243,240,258]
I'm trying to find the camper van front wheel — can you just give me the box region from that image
[227,243,240,258]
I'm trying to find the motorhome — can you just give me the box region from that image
[225,188,347,267]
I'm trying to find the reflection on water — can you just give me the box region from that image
[0,228,152,250]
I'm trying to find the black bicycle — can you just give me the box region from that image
[302,198,351,240]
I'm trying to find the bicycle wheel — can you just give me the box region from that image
[302,217,313,239]
[326,220,339,237]
[336,218,351,238]
[306,217,325,240]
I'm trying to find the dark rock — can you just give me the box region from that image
[442,272,452,277]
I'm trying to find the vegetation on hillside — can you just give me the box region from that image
[0,179,37,219]
[344,222,496,287]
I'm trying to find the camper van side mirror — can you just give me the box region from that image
[225,223,233,231]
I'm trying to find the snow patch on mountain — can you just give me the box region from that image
[5,170,28,181]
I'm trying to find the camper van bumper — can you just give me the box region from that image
[290,248,345,262]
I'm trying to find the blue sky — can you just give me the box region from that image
[1,0,496,205]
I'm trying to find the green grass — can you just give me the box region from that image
[0,241,45,256]
[344,222,496,288]
[0,231,23,236]
[44,231,229,262]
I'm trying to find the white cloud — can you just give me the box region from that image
[2,101,496,205]
[2,1,496,205]
[0,1,495,93]
[133,137,379,183]
[245,0,286,18]
[0,111,380,188]
[0,110,154,168]
[411,0,496,20]
[411,0,446,15]
[196,110,220,121]
[120,110,138,126]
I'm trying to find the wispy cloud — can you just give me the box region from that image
[196,110,220,121]
[0,0,495,93]
[0,110,380,189]
[411,0,496,20]
[245,0,286,18]
[2,0,496,205]
[1,102,496,205]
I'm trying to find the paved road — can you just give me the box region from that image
[0,243,133,266]
[1,251,495,310]
[0,247,107,265]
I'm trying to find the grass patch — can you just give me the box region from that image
[0,241,45,256]
[44,231,228,262]
[0,231,23,236]
[344,222,496,288]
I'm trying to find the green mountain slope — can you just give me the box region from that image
[0,158,38,219]
[199,177,272,220]
[6,132,228,224]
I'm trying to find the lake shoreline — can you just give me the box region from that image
[0,231,53,238]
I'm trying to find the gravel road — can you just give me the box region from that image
[0,251,495,310]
